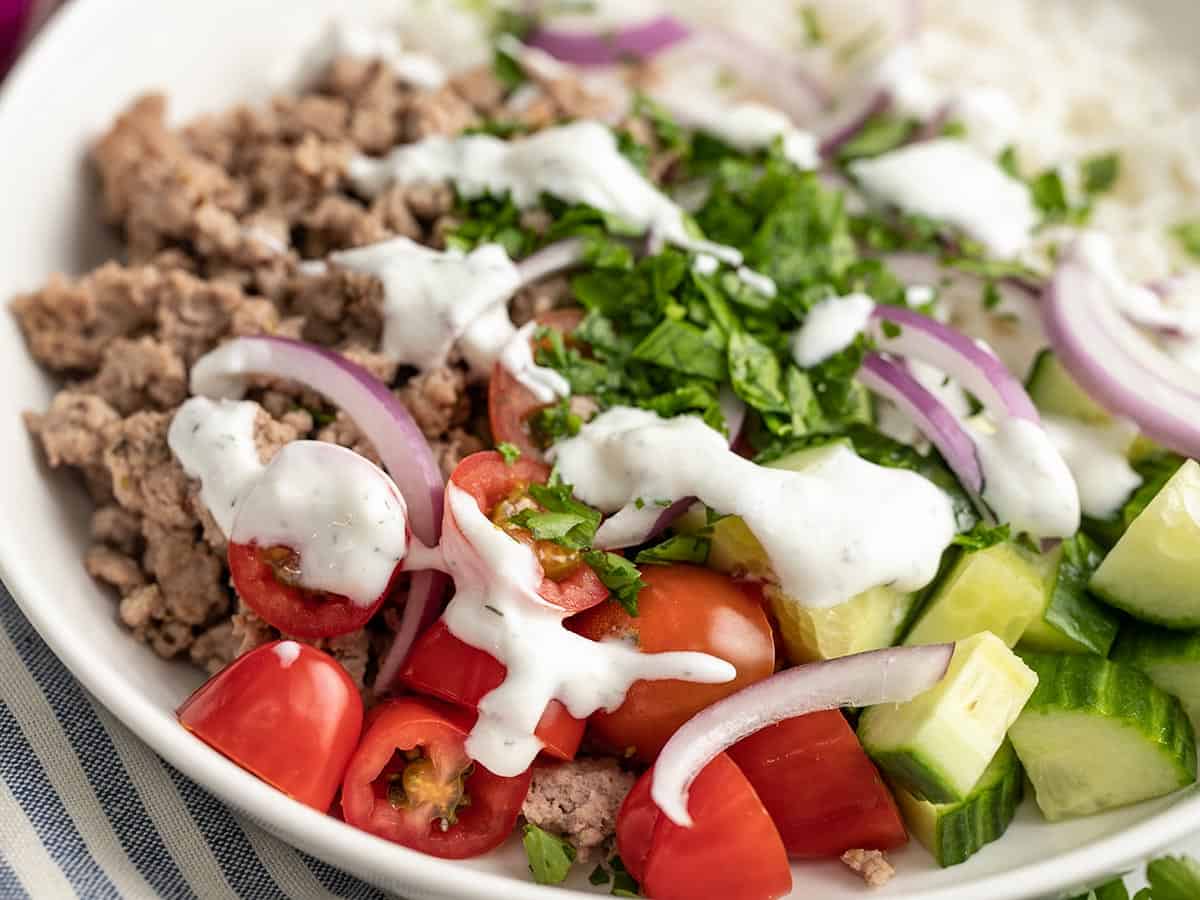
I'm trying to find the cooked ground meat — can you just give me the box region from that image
[521,757,637,861]
[841,849,896,888]
[13,49,586,692]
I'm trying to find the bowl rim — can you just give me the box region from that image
[2,2,1199,898]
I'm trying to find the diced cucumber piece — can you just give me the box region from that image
[893,740,1023,867]
[1090,460,1200,629]
[1019,534,1119,656]
[1009,652,1196,821]
[858,632,1038,803]
[1027,350,1110,424]
[903,543,1045,648]
[767,583,916,664]
[1112,622,1200,731]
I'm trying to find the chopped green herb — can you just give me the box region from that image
[531,398,584,446]
[583,550,646,616]
[521,824,576,885]
[1146,855,1200,900]
[880,320,902,339]
[728,330,789,414]
[1066,878,1130,900]
[634,497,646,510]
[497,442,521,465]
[1171,220,1200,260]
[609,855,642,897]
[939,119,968,139]
[493,43,527,90]
[1029,167,1072,221]
[636,534,711,565]
[631,318,728,380]
[511,479,603,549]
[589,864,612,886]
[1081,151,1121,195]
[998,145,1020,178]
[799,4,824,45]
[952,521,1011,552]
[838,114,917,162]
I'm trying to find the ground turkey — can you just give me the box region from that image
[521,758,637,862]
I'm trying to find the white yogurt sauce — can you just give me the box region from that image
[1043,415,1142,520]
[331,238,521,375]
[169,398,411,605]
[969,417,1082,539]
[439,483,735,776]
[790,293,875,367]
[551,407,957,608]
[273,641,301,667]
[693,253,720,276]
[850,139,1037,258]
[347,121,744,264]
[167,397,264,535]
[231,441,409,607]
[297,21,447,90]
[499,322,571,404]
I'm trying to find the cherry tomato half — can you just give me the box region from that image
[488,308,585,461]
[177,640,363,812]
[727,710,908,858]
[400,620,585,760]
[340,697,532,859]
[616,754,792,900]
[450,450,608,613]
[568,564,775,762]
[228,540,395,639]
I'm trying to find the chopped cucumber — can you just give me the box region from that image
[1009,652,1196,821]
[1112,622,1200,732]
[903,543,1045,648]
[893,740,1024,867]
[1018,534,1119,656]
[1027,350,1110,424]
[768,583,916,663]
[678,443,913,662]
[1090,460,1200,629]
[858,632,1038,804]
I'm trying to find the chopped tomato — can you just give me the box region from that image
[568,564,775,761]
[616,754,792,900]
[727,710,908,858]
[450,450,608,613]
[400,620,585,760]
[228,540,395,639]
[177,640,363,812]
[488,308,584,460]
[340,697,532,859]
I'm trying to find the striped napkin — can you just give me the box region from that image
[0,583,392,900]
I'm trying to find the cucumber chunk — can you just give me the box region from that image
[858,632,1038,804]
[1009,652,1196,821]
[1018,534,1119,656]
[1027,350,1110,424]
[903,543,1045,648]
[893,740,1023,867]
[1090,460,1200,629]
[1112,623,1200,731]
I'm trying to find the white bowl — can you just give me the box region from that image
[2,1,1199,897]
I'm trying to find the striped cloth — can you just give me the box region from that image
[0,582,395,900]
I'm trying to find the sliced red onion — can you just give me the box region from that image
[516,238,587,286]
[652,643,955,827]
[189,336,449,690]
[818,90,891,158]
[868,305,1040,422]
[526,14,691,66]
[859,353,983,493]
[1044,245,1200,457]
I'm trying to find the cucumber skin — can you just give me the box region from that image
[1012,652,1196,820]
[896,741,1024,867]
[1111,623,1200,729]
[1019,534,1119,657]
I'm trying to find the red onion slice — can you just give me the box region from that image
[652,643,955,827]
[868,305,1040,422]
[189,336,449,691]
[859,353,983,493]
[1044,244,1200,457]
[526,14,691,66]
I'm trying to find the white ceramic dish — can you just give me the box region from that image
[3,1,1200,897]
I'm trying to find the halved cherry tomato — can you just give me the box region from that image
[616,754,792,900]
[400,620,585,760]
[488,308,585,460]
[450,450,608,613]
[228,540,395,639]
[726,710,908,858]
[178,640,363,812]
[341,697,532,859]
[568,564,775,761]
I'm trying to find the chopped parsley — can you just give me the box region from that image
[1066,853,1200,900]
[1026,150,1121,226]
[521,824,576,885]
[508,479,602,550]
[952,521,1011,552]
[799,5,824,45]
[583,550,646,617]
[837,114,918,162]
[1171,220,1200,260]
[497,442,521,465]
[635,533,711,566]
